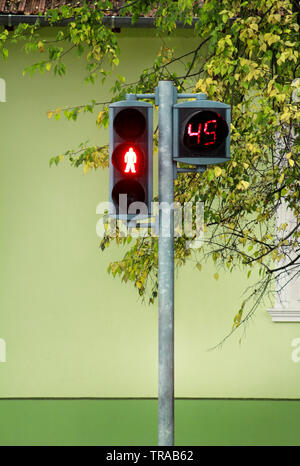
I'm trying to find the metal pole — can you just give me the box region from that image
[158,80,175,446]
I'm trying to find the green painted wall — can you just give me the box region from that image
[0,399,300,446]
[0,27,300,401]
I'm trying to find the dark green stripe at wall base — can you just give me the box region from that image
[1,399,300,446]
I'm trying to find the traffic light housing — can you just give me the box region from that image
[109,100,153,219]
[173,97,230,165]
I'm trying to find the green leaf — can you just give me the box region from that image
[2,47,8,60]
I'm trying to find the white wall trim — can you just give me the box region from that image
[267,81,300,324]
[267,309,300,322]
[0,78,6,102]
[0,338,6,362]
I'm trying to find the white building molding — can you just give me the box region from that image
[268,310,300,322]
[0,338,6,362]
[267,201,300,322]
[0,78,6,102]
[267,79,300,323]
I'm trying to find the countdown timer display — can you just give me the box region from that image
[183,110,229,153]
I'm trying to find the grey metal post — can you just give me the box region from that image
[158,81,176,446]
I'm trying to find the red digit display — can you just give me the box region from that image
[187,123,201,144]
[203,119,217,145]
[183,110,229,154]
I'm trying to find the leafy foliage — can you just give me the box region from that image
[1,0,299,340]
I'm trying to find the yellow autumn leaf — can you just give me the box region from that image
[206,77,214,86]
[83,162,92,175]
[289,159,295,167]
[232,310,242,329]
[260,42,267,53]
[264,33,280,46]
[96,111,105,126]
[214,166,222,177]
[195,78,207,92]
[237,180,250,190]
[213,273,219,280]
[111,263,118,274]
[47,111,53,119]
[278,173,285,184]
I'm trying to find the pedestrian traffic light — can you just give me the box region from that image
[109,100,153,219]
[173,95,230,166]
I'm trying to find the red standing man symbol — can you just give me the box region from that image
[124,147,137,173]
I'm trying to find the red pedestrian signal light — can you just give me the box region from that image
[124,147,137,173]
[112,144,144,176]
[109,101,153,218]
